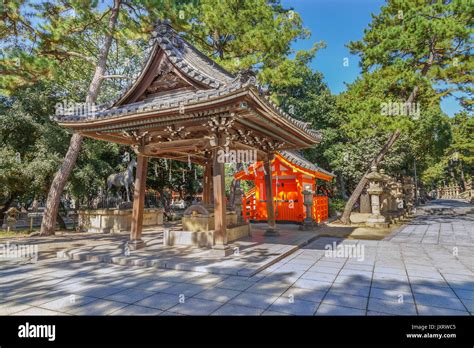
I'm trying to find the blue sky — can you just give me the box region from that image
[281,0,462,116]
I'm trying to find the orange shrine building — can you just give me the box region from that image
[235,151,335,224]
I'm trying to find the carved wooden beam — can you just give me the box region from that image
[144,138,208,152]
[83,132,134,145]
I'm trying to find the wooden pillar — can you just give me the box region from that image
[129,153,148,250]
[264,153,279,235]
[203,161,212,205]
[211,135,231,255]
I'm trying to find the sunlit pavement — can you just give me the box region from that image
[1,200,473,316]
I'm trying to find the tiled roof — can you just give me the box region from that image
[55,81,247,122]
[52,20,323,142]
[152,19,235,88]
[279,151,335,177]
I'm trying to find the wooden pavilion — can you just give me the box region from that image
[235,151,334,224]
[54,19,323,255]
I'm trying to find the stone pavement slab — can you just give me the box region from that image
[168,298,223,315]
[315,304,366,315]
[108,305,163,316]
[134,293,181,311]
[268,297,318,315]
[229,292,278,310]
[65,299,129,315]
[211,303,264,316]
[193,287,241,303]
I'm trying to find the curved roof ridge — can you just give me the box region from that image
[278,150,335,178]
[152,19,235,88]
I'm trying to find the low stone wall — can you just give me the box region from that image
[163,210,249,247]
[182,211,237,232]
[164,224,251,248]
[78,208,164,233]
[350,213,371,224]
[350,211,404,225]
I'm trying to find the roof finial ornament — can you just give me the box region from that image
[151,19,185,53]
[233,68,257,86]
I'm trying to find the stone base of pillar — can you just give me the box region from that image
[264,227,280,236]
[367,222,389,228]
[209,244,234,257]
[299,220,316,231]
[366,214,389,228]
[388,211,403,223]
[127,239,146,250]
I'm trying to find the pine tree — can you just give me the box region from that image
[340,0,472,223]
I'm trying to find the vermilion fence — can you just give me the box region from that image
[242,191,329,223]
[242,187,256,222]
[312,195,328,223]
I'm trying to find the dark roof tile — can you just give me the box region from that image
[279,150,335,178]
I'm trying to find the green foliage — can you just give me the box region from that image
[0,84,65,204]
[68,140,122,198]
[0,0,322,205]
[329,198,346,216]
[422,111,473,187]
[272,67,340,170]
[348,0,473,103]
[139,157,205,201]
[180,0,323,87]
[449,111,474,165]
[0,0,471,208]
[329,0,473,195]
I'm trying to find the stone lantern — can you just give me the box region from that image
[4,207,19,232]
[402,177,415,215]
[467,179,474,203]
[365,166,388,228]
[395,181,405,211]
[388,179,401,217]
[234,187,244,224]
[300,184,315,230]
[379,169,391,216]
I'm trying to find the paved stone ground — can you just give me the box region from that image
[58,228,318,276]
[387,200,474,246]
[0,200,472,316]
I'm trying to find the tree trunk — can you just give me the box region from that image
[459,163,467,191]
[339,48,436,225]
[40,0,121,236]
[40,133,83,235]
[0,196,15,223]
[340,130,401,224]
